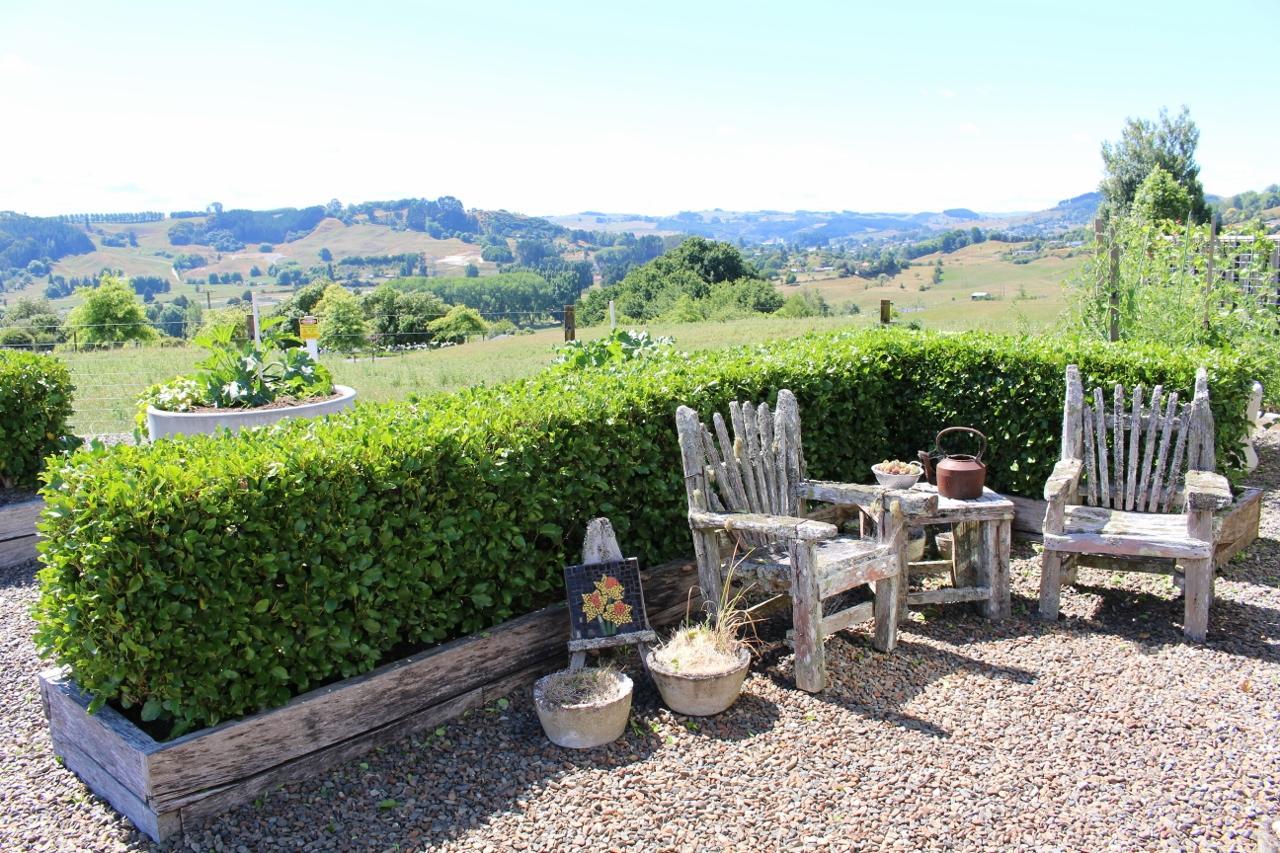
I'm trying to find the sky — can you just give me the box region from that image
[1,0,1277,218]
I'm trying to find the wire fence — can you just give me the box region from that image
[2,308,578,435]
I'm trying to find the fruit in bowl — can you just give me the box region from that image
[871,459,923,489]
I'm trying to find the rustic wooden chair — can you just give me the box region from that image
[675,389,936,692]
[1039,365,1233,640]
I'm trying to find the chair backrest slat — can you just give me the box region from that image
[1134,385,1163,512]
[1082,403,1099,506]
[1124,385,1143,510]
[1092,386,1111,507]
[1145,391,1179,512]
[1111,384,1125,509]
[1061,366,1214,514]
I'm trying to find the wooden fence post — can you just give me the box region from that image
[563,305,575,342]
[1204,214,1219,331]
[880,299,891,325]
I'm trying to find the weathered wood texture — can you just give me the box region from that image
[41,557,703,842]
[675,388,908,693]
[0,496,42,570]
[1039,365,1251,641]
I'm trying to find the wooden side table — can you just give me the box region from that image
[897,483,1013,620]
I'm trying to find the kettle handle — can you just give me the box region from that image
[936,427,987,462]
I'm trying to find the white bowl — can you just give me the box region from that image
[871,464,923,490]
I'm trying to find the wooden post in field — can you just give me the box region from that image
[206,291,212,310]
[563,305,576,342]
[250,292,262,346]
[609,299,616,330]
[880,299,891,325]
[1096,217,1120,342]
[1204,214,1219,331]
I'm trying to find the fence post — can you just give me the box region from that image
[879,299,891,325]
[1204,214,1219,331]
[72,329,77,352]
[608,300,616,330]
[563,305,575,342]
[1096,217,1120,342]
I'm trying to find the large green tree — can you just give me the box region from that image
[1100,106,1209,222]
[66,275,157,344]
[1131,166,1193,225]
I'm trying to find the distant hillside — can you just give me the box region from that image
[549,194,1102,247]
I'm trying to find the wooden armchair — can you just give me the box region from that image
[675,389,936,692]
[1038,365,1232,640]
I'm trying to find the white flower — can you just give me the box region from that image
[223,381,246,401]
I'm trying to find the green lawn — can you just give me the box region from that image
[59,313,878,434]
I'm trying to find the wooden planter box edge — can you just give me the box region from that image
[41,558,699,842]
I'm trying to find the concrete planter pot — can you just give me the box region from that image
[146,385,356,440]
[533,669,633,749]
[645,645,751,716]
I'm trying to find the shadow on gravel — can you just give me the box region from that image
[754,634,1036,740]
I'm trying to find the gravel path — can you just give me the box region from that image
[3,435,1278,852]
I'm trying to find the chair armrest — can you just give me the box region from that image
[798,479,938,517]
[1183,470,1232,511]
[688,510,838,542]
[1044,459,1083,503]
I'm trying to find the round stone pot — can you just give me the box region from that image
[645,646,751,717]
[533,669,633,749]
[147,385,356,440]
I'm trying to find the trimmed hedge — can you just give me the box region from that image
[34,329,1263,735]
[0,350,74,490]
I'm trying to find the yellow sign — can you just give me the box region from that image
[299,317,319,341]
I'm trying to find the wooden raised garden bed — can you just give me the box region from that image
[0,495,42,570]
[41,558,701,842]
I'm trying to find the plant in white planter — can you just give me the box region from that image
[139,317,354,439]
[646,565,755,717]
[533,666,633,749]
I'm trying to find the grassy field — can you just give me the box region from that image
[780,241,1083,332]
[48,237,1081,434]
[24,217,496,310]
[59,313,880,434]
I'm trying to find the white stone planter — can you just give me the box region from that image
[533,670,633,749]
[146,385,356,440]
[645,646,751,716]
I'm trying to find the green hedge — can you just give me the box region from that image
[0,350,74,490]
[34,329,1263,735]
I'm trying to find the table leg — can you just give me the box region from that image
[983,519,1012,620]
[952,521,980,590]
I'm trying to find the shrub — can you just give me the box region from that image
[34,329,1263,735]
[0,350,74,489]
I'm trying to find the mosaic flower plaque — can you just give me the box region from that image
[563,558,649,642]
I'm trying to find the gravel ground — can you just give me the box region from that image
[2,435,1278,852]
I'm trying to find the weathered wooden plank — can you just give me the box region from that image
[1112,383,1125,509]
[0,495,43,541]
[908,558,954,576]
[984,519,1012,619]
[1214,488,1263,567]
[1093,386,1111,510]
[172,659,554,826]
[757,402,781,515]
[952,521,980,589]
[741,402,771,517]
[785,601,876,645]
[1007,494,1047,535]
[1135,385,1163,512]
[51,735,180,841]
[1062,364,1084,460]
[1124,385,1143,511]
[0,533,38,569]
[146,558,699,808]
[1082,403,1099,506]
[789,541,825,692]
[908,586,992,605]
[40,669,157,794]
[689,510,836,542]
[1161,410,1192,512]
[729,402,763,515]
[1184,470,1232,511]
[1183,505,1214,641]
[1146,392,1179,512]
[1042,533,1210,560]
[1039,550,1064,621]
[799,481,938,518]
[819,550,897,600]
